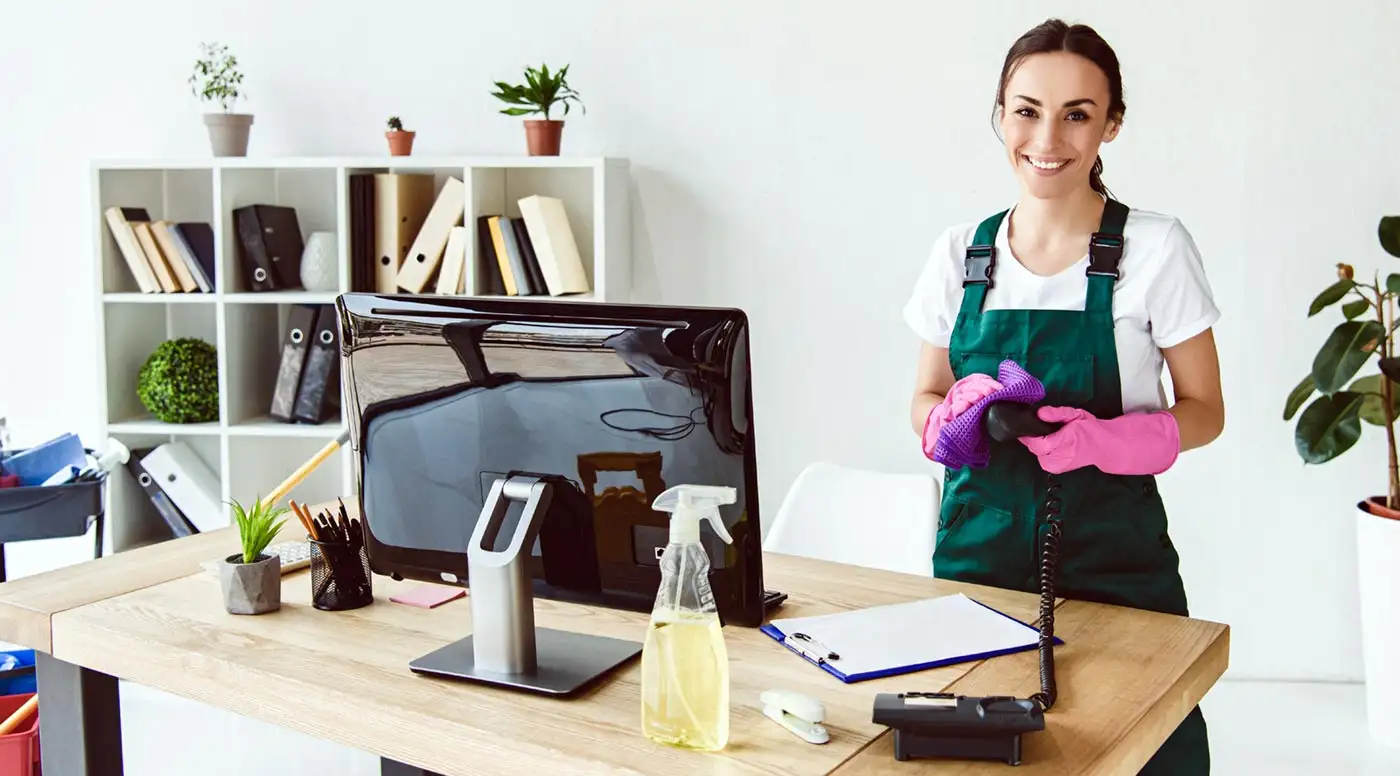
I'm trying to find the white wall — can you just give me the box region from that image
[1,0,1395,697]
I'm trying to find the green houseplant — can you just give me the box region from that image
[491,63,584,156]
[1284,214,1400,747]
[189,42,252,156]
[219,496,289,615]
[385,115,414,156]
[137,338,219,424]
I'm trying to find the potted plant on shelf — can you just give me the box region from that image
[189,42,252,157]
[219,496,289,615]
[385,116,415,156]
[136,338,219,424]
[1284,214,1400,747]
[490,62,584,156]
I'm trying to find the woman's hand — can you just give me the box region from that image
[922,373,1004,459]
[1019,407,1181,475]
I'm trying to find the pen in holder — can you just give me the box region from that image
[299,499,373,611]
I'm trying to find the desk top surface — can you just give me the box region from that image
[0,501,1228,775]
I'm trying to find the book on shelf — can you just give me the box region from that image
[344,174,593,298]
[104,207,215,293]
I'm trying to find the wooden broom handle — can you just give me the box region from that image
[0,695,36,735]
[259,429,350,511]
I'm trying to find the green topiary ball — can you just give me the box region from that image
[137,338,219,423]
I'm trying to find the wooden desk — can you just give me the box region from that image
[0,505,1228,775]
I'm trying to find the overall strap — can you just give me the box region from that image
[1084,199,1128,313]
[958,209,1008,316]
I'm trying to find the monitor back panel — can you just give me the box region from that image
[337,293,768,627]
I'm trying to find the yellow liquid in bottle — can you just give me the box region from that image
[640,611,730,751]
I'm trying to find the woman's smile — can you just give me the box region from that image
[1022,154,1071,174]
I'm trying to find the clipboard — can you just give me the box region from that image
[760,593,1063,684]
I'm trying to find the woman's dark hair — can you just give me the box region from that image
[994,19,1125,196]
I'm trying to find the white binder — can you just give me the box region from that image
[140,442,224,532]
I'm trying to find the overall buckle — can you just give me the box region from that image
[963,246,996,287]
[1086,233,1123,279]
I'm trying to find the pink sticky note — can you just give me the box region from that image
[390,584,465,609]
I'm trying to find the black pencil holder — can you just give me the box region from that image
[309,538,373,611]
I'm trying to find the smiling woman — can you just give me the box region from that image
[993,26,1124,201]
[903,18,1223,776]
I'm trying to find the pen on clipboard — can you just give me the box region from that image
[785,632,840,664]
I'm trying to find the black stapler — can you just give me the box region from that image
[871,400,1065,766]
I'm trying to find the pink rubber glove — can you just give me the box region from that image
[1018,407,1181,475]
[922,373,1004,459]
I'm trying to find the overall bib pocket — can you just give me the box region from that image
[932,496,1025,587]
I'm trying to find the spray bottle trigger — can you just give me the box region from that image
[705,512,733,545]
[652,484,737,545]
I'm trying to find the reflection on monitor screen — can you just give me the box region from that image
[338,294,768,627]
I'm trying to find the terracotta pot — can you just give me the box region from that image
[524,119,564,156]
[386,130,415,156]
[1362,496,1400,520]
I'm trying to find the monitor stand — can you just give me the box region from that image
[409,474,643,696]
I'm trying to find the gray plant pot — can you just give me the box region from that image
[203,112,254,157]
[220,553,281,614]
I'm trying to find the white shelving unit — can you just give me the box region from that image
[91,155,631,552]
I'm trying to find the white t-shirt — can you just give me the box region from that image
[902,204,1220,414]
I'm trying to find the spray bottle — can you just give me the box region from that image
[640,484,735,751]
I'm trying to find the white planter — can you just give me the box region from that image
[1356,500,1400,749]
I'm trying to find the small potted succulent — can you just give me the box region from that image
[385,115,415,156]
[219,496,289,615]
[491,63,584,156]
[189,42,252,157]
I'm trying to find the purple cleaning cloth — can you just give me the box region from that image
[932,360,1046,469]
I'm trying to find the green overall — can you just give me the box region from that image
[933,199,1210,774]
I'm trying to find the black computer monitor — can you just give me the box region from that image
[337,293,784,628]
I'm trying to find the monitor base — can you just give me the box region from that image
[409,627,642,697]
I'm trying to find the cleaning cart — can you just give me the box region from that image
[0,445,108,583]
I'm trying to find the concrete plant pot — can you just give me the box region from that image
[204,112,254,157]
[1357,498,1400,748]
[220,553,281,614]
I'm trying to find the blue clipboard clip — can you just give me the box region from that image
[783,632,840,665]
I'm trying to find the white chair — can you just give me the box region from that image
[763,461,940,577]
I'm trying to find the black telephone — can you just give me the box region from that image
[872,402,1065,766]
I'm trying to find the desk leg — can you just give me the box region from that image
[381,758,444,776]
[35,652,123,776]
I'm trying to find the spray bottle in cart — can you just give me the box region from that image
[640,484,735,751]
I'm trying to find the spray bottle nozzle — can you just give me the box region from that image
[652,484,736,545]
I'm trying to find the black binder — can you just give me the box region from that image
[125,447,197,537]
[233,204,305,291]
[350,174,376,292]
[270,304,320,422]
[292,304,341,424]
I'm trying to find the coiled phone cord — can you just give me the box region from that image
[1028,473,1063,712]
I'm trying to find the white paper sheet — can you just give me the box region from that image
[765,593,1046,681]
